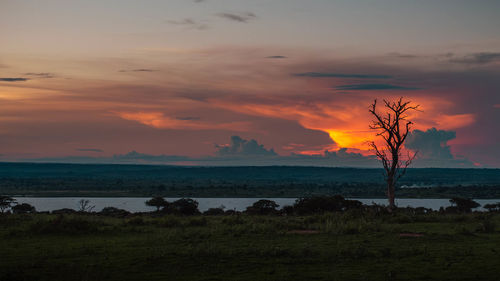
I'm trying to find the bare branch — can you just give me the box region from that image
[368,97,420,209]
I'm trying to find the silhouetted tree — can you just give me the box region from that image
[0,196,16,213]
[166,198,200,215]
[292,196,361,215]
[483,203,500,212]
[245,199,279,215]
[369,97,419,210]
[12,203,36,214]
[78,199,95,212]
[100,207,130,217]
[449,197,480,213]
[145,196,168,212]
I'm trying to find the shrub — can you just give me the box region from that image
[12,203,36,214]
[99,207,130,217]
[483,203,500,212]
[449,197,480,213]
[203,208,225,216]
[245,200,279,215]
[145,196,168,212]
[52,208,77,215]
[164,198,200,215]
[0,196,16,213]
[293,196,362,215]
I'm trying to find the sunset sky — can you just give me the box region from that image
[1,0,499,167]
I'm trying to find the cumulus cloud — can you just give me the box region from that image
[334,84,419,91]
[406,128,455,159]
[216,136,277,156]
[294,72,391,79]
[406,128,474,167]
[0,77,29,82]
[216,12,257,23]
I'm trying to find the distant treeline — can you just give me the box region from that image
[0,162,499,198]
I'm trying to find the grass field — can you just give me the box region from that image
[1,212,500,281]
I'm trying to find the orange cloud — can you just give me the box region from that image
[113,111,252,132]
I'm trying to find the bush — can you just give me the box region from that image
[99,207,130,217]
[12,203,36,214]
[203,208,225,216]
[0,196,16,213]
[483,203,500,212]
[245,200,279,215]
[145,196,168,212]
[449,197,480,213]
[293,196,362,215]
[52,208,77,215]
[164,198,200,215]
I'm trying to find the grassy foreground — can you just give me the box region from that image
[1,212,500,281]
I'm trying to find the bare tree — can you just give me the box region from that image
[78,199,95,212]
[369,97,419,210]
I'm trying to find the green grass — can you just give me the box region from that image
[1,212,500,281]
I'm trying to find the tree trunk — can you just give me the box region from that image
[387,178,396,210]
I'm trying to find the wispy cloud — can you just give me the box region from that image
[118,69,157,72]
[0,77,29,82]
[266,56,287,59]
[24,72,55,78]
[334,84,418,90]
[175,116,200,121]
[166,18,208,30]
[449,52,500,65]
[76,148,103,153]
[386,52,418,59]
[113,111,251,132]
[216,12,257,23]
[294,72,391,79]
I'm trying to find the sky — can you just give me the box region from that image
[0,0,499,167]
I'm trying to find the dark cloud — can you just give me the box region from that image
[113,151,190,163]
[406,128,455,159]
[266,56,287,59]
[387,52,418,59]
[118,69,157,72]
[166,18,208,30]
[334,84,419,91]
[449,52,500,65]
[76,148,103,153]
[0,77,29,82]
[294,72,391,79]
[406,128,474,168]
[24,72,54,78]
[216,136,277,156]
[176,116,200,121]
[216,12,257,23]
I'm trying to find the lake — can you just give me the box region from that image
[12,197,500,212]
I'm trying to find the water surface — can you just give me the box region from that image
[13,197,500,212]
